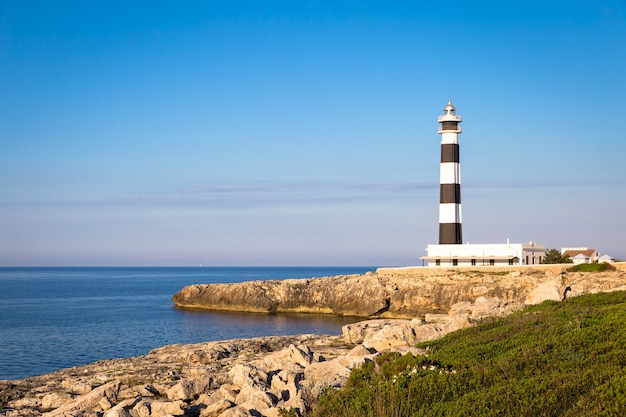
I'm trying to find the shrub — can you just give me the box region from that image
[567,262,615,273]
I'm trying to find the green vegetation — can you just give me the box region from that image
[542,248,573,264]
[312,291,626,417]
[567,263,615,273]
[279,407,300,417]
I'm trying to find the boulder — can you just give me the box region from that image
[219,405,255,417]
[131,400,152,417]
[304,359,350,390]
[61,378,92,395]
[103,398,141,417]
[145,399,185,416]
[525,281,561,305]
[43,380,121,417]
[448,301,472,316]
[343,319,411,344]
[412,323,442,343]
[199,398,234,416]
[234,386,275,411]
[229,364,269,390]
[442,314,472,333]
[269,370,302,403]
[260,344,312,372]
[167,377,211,401]
[41,392,73,410]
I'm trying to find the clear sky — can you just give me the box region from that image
[1,1,625,266]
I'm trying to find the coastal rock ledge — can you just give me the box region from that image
[2,265,625,417]
[172,264,626,318]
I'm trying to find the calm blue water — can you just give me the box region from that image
[0,266,375,380]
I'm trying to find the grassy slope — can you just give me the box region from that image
[312,291,626,417]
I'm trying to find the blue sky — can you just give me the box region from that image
[1,1,625,266]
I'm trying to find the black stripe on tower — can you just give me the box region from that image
[440,184,461,203]
[441,121,458,131]
[441,144,459,163]
[440,223,462,244]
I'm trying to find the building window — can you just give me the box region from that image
[435,259,440,266]
[526,256,529,265]
[471,258,476,266]
[452,259,458,266]
[489,259,495,266]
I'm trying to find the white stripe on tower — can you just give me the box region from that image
[437,100,463,244]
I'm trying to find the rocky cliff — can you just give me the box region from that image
[172,264,626,318]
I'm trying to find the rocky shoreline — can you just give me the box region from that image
[172,264,626,318]
[2,265,625,417]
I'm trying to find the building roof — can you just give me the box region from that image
[563,249,596,258]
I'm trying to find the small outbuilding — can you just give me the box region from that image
[598,254,615,263]
[571,253,591,264]
[561,247,598,264]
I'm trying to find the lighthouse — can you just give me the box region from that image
[437,100,463,244]
[421,100,546,267]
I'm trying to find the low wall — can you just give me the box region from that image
[376,262,626,276]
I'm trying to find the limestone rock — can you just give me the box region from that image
[346,344,376,357]
[424,313,452,324]
[199,398,234,416]
[526,280,562,305]
[172,274,390,316]
[167,377,210,401]
[43,380,121,417]
[172,265,626,319]
[471,296,504,318]
[219,405,254,417]
[443,314,472,333]
[260,344,312,372]
[104,408,134,417]
[103,398,141,417]
[303,358,352,391]
[41,392,73,410]
[229,364,269,390]
[342,319,411,345]
[61,378,92,395]
[7,396,41,409]
[412,323,443,342]
[145,399,185,416]
[235,386,275,411]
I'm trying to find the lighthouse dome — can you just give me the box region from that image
[444,100,456,115]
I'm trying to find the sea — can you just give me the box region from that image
[0,266,375,381]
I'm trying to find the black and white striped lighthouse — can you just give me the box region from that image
[437,100,463,244]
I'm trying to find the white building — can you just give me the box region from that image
[423,241,546,267]
[598,254,615,263]
[561,247,598,263]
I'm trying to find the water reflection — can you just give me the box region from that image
[173,307,361,342]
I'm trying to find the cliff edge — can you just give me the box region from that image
[172,264,626,319]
